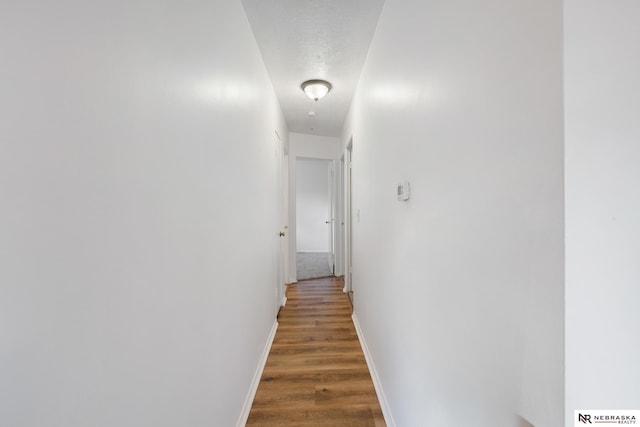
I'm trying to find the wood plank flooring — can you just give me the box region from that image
[246,277,386,427]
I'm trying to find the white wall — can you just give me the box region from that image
[0,1,286,426]
[289,132,341,160]
[564,1,640,425]
[296,159,331,252]
[287,133,340,282]
[342,0,564,425]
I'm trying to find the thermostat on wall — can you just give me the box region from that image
[397,181,410,201]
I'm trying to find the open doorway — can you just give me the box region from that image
[295,157,335,280]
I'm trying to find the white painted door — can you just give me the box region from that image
[274,132,285,316]
[327,161,335,274]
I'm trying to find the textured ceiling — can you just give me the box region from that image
[242,0,385,137]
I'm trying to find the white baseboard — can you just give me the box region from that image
[236,320,278,427]
[352,313,397,427]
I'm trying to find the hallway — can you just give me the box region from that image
[2,1,639,426]
[247,277,385,426]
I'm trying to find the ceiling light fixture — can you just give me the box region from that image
[301,79,332,102]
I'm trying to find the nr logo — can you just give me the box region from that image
[578,413,592,424]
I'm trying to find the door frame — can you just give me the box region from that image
[290,156,339,282]
[344,138,353,294]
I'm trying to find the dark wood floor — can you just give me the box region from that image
[246,276,386,427]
